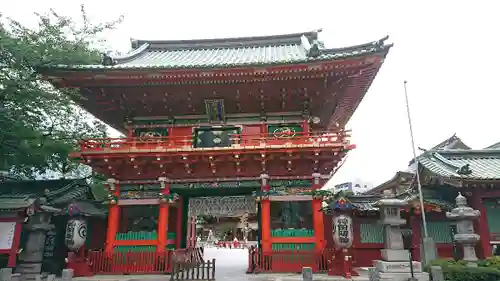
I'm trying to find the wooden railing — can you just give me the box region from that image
[78,131,351,153]
[247,249,333,273]
[87,247,204,275]
[87,250,173,274]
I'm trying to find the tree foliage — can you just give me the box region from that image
[0,5,123,179]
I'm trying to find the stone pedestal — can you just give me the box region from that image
[16,212,54,279]
[370,190,429,281]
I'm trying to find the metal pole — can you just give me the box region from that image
[403,81,429,238]
[409,249,415,280]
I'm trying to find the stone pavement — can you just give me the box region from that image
[72,248,369,281]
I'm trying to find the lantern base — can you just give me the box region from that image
[373,261,428,281]
[381,249,409,261]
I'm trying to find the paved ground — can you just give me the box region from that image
[73,248,369,281]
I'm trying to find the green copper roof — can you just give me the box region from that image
[0,197,36,210]
[47,30,392,70]
[0,179,95,206]
[418,149,500,180]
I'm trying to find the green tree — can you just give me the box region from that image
[0,5,123,182]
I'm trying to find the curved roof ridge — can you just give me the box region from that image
[112,43,150,64]
[429,152,462,170]
[321,35,391,54]
[129,29,322,51]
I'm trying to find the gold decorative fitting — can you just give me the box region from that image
[109,199,117,205]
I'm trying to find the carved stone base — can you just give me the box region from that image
[370,260,428,281]
[375,271,429,281]
[375,260,422,273]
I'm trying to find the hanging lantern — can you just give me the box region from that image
[65,219,87,251]
[332,214,353,249]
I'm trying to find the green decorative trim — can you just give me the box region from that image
[107,193,118,204]
[272,243,315,251]
[120,191,160,199]
[159,193,179,203]
[174,119,205,125]
[133,127,168,138]
[120,183,162,191]
[271,229,314,237]
[269,180,312,188]
[115,231,177,241]
[193,126,240,148]
[171,181,260,189]
[130,119,173,126]
[267,124,303,138]
[114,246,156,252]
[253,188,334,200]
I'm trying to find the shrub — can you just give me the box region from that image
[442,265,500,281]
[482,256,500,269]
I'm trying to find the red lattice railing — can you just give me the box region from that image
[78,130,351,153]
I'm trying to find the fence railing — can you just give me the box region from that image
[87,250,173,274]
[87,247,204,275]
[170,258,215,281]
[247,249,332,273]
[78,131,351,153]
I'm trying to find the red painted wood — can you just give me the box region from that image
[472,193,491,258]
[87,250,173,274]
[175,199,183,249]
[241,125,261,146]
[8,220,22,267]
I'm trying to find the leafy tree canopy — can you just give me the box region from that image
[0,5,123,182]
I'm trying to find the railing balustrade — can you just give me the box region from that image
[78,131,351,153]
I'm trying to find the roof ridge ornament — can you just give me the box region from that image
[307,40,321,57]
[101,53,115,66]
[456,163,472,176]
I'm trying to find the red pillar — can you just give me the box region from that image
[5,218,23,267]
[471,193,491,258]
[176,197,183,249]
[105,179,120,253]
[312,173,325,251]
[260,174,271,252]
[411,214,422,261]
[157,178,170,252]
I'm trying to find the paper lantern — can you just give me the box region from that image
[65,219,87,250]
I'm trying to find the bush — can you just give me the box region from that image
[427,259,500,281]
[481,256,500,269]
[443,265,500,281]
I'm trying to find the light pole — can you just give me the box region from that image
[403,81,436,264]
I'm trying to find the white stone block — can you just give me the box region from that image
[375,260,422,273]
[381,249,409,261]
[376,271,429,281]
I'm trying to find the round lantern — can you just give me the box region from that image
[332,214,353,249]
[65,219,87,250]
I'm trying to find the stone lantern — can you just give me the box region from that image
[371,190,428,281]
[446,193,480,267]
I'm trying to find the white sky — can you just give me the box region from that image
[4,0,500,187]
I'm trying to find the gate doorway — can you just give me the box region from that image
[188,196,256,246]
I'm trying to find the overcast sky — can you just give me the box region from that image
[4,1,499,187]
